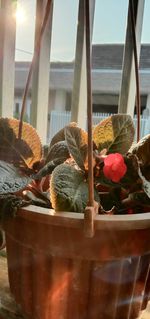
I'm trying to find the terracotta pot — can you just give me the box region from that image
[4,205,150,319]
[0,229,5,250]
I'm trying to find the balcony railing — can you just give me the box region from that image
[48,110,150,143]
[0,0,146,144]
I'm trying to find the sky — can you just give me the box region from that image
[15,0,150,62]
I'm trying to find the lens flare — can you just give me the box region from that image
[15,6,26,24]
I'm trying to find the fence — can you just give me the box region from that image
[47,110,150,143]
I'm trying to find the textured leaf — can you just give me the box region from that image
[140,165,150,181]
[0,194,30,221]
[120,154,140,187]
[50,164,99,213]
[35,160,62,179]
[95,174,121,188]
[129,192,150,206]
[92,114,135,154]
[35,141,70,179]
[50,122,77,148]
[131,134,150,166]
[138,167,150,199]
[0,118,42,168]
[0,160,32,194]
[43,145,49,159]
[46,141,70,164]
[99,187,121,211]
[65,126,88,170]
[25,190,51,208]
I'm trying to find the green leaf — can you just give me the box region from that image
[129,191,150,205]
[50,122,77,148]
[24,190,51,208]
[99,187,121,211]
[93,114,135,154]
[131,134,150,166]
[0,194,30,225]
[35,141,70,179]
[35,161,58,179]
[46,141,70,164]
[95,174,121,188]
[50,164,99,213]
[65,126,88,170]
[0,160,32,194]
[0,118,42,168]
[138,167,150,199]
[120,154,140,187]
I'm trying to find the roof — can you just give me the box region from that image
[92,44,150,69]
[15,44,150,94]
[15,44,150,70]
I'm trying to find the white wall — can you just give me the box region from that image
[14,97,31,121]
[53,89,66,111]
[144,94,150,116]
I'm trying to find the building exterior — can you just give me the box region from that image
[14,44,150,122]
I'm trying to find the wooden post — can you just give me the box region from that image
[0,0,16,117]
[30,0,53,145]
[118,0,145,116]
[71,0,95,129]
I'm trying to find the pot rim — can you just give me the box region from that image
[17,205,150,231]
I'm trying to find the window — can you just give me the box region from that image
[15,102,20,114]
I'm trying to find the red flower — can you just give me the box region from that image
[103,153,127,183]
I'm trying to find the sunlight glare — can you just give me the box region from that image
[15,6,26,25]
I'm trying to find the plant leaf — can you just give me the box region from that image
[138,166,150,198]
[0,194,30,225]
[129,191,150,206]
[120,154,140,187]
[0,160,32,194]
[131,134,150,166]
[50,164,99,213]
[50,122,77,148]
[140,165,150,181]
[35,160,62,179]
[92,114,135,154]
[0,118,42,168]
[25,190,51,208]
[99,187,121,211]
[65,126,88,170]
[35,141,70,179]
[45,141,70,164]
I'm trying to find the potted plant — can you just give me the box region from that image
[0,114,150,319]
